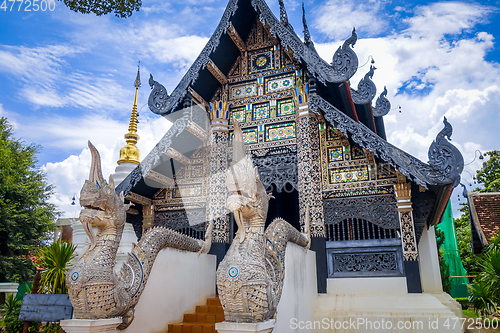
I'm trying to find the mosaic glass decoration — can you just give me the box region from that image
[351,145,366,159]
[329,166,369,184]
[253,103,270,120]
[230,128,258,144]
[277,99,295,116]
[326,127,343,141]
[230,82,257,100]
[172,184,203,198]
[327,147,343,162]
[265,122,295,141]
[190,165,203,178]
[266,74,295,94]
[243,129,258,144]
[230,107,246,124]
[249,48,274,74]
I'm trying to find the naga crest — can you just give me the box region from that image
[226,121,270,242]
[79,141,129,251]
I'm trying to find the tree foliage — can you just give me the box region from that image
[0,294,24,333]
[454,203,481,274]
[59,0,141,18]
[0,117,58,283]
[477,150,500,193]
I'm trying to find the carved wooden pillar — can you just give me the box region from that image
[295,99,324,236]
[394,176,422,293]
[296,87,327,293]
[207,101,230,245]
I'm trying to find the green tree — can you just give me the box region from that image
[455,203,481,274]
[0,117,58,283]
[477,150,500,192]
[59,0,141,18]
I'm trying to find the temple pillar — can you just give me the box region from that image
[207,102,230,265]
[295,94,327,293]
[418,225,444,293]
[394,178,423,293]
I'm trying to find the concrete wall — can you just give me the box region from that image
[274,243,317,333]
[122,249,216,333]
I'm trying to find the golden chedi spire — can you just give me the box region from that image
[118,65,141,165]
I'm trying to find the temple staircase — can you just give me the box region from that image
[167,296,224,333]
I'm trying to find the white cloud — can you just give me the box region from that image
[403,2,491,37]
[313,0,388,40]
[0,44,131,110]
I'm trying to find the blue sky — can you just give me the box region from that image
[0,0,499,217]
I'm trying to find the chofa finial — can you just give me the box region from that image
[350,65,377,104]
[331,28,358,80]
[372,86,391,117]
[148,74,170,115]
[428,117,464,187]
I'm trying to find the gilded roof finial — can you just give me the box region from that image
[118,64,141,165]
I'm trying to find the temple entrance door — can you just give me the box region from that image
[265,182,300,231]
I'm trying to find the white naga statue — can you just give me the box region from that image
[217,121,310,322]
[66,142,209,328]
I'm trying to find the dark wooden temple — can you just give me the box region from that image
[116,0,464,293]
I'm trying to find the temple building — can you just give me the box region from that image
[111,0,465,329]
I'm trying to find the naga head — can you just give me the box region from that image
[226,122,270,231]
[79,141,129,250]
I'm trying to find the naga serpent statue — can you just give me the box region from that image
[217,121,310,323]
[67,142,210,328]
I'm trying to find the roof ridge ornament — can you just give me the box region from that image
[278,0,289,27]
[148,74,170,114]
[428,117,464,187]
[372,86,391,117]
[350,64,377,104]
[302,3,315,50]
[331,28,358,81]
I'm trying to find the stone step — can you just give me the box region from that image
[167,296,224,333]
[184,312,224,323]
[167,322,217,333]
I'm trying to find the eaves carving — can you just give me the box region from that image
[309,95,463,188]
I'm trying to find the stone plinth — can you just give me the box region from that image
[60,318,122,333]
[216,320,275,333]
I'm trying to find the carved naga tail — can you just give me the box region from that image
[67,142,205,328]
[216,122,310,323]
